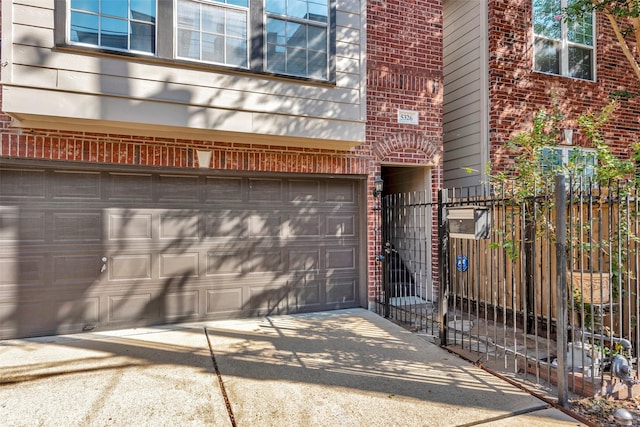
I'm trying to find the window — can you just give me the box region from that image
[63,0,334,81]
[70,0,156,54]
[176,0,248,67]
[533,0,595,80]
[265,0,329,79]
[541,146,597,180]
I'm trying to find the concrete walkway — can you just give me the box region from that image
[0,309,583,426]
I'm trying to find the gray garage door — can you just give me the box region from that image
[0,163,362,339]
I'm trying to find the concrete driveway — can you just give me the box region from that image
[0,309,583,426]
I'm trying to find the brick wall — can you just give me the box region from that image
[365,0,444,301]
[488,0,640,173]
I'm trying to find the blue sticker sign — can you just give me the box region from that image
[456,255,469,272]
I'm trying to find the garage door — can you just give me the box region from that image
[0,164,362,339]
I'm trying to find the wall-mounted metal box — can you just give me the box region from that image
[447,206,490,239]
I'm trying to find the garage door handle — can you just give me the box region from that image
[101,257,107,273]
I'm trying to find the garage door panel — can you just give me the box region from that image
[326,180,356,203]
[0,168,46,198]
[0,256,46,285]
[326,248,356,270]
[326,215,355,237]
[204,176,243,201]
[0,209,45,242]
[288,215,321,237]
[207,251,242,275]
[207,288,243,313]
[0,298,54,338]
[159,213,200,240]
[108,212,153,240]
[248,214,282,237]
[54,296,101,325]
[248,178,283,201]
[53,255,101,285]
[158,175,200,202]
[159,253,199,278]
[109,293,152,322]
[53,213,102,242]
[109,255,152,280]
[1,165,363,338]
[51,170,101,200]
[289,249,320,271]
[243,249,284,274]
[108,173,153,200]
[205,213,246,238]
[288,180,320,202]
[165,291,199,318]
[327,279,357,304]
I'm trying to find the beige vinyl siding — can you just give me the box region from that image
[2,1,366,148]
[443,0,488,189]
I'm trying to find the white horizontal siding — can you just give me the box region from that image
[443,0,487,189]
[4,0,366,145]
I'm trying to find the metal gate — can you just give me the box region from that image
[377,179,640,401]
[373,191,438,335]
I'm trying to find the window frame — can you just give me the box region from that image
[541,145,597,181]
[532,0,596,81]
[54,0,337,84]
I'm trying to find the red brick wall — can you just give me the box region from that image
[365,0,444,301]
[488,0,640,173]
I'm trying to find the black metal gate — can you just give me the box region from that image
[376,179,640,402]
[374,191,438,335]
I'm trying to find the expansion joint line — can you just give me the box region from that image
[204,327,237,427]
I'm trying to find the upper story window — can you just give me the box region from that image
[533,0,595,81]
[63,0,334,82]
[176,0,248,67]
[265,0,329,79]
[70,0,156,54]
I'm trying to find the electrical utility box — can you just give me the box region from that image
[447,206,491,240]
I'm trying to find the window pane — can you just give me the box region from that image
[287,47,307,75]
[533,0,561,39]
[267,18,286,45]
[227,37,247,67]
[178,1,200,30]
[287,22,306,48]
[202,33,224,63]
[203,6,225,34]
[227,0,249,6]
[131,0,156,22]
[70,11,99,44]
[101,0,128,18]
[568,46,593,80]
[308,25,326,50]
[540,147,563,172]
[100,16,128,49]
[534,38,560,74]
[308,50,327,79]
[71,0,98,14]
[308,0,328,22]
[289,0,308,19]
[568,14,593,46]
[267,45,286,73]
[227,10,247,38]
[177,29,200,59]
[131,22,155,53]
[266,0,286,15]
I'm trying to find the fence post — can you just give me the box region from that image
[555,175,569,408]
[438,188,449,345]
